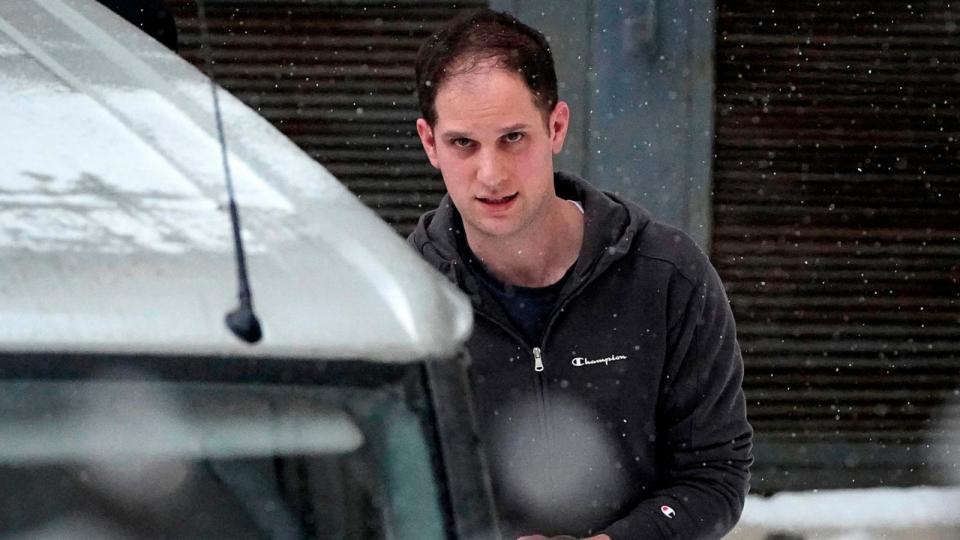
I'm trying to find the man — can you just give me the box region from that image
[409,9,752,540]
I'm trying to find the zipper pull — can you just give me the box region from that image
[533,347,544,372]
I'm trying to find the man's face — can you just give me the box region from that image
[416,66,569,242]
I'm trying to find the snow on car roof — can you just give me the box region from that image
[0,0,471,360]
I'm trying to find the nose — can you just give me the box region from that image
[475,148,507,191]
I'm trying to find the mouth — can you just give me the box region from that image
[476,193,518,207]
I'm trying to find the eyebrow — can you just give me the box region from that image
[440,130,471,140]
[440,124,531,140]
[499,123,530,134]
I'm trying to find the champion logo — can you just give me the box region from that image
[571,354,627,367]
[660,505,676,519]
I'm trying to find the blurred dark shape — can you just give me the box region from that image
[95,0,178,51]
[765,533,805,540]
[226,302,263,344]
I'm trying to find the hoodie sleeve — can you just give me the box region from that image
[602,262,753,540]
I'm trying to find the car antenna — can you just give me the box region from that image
[196,0,262,343]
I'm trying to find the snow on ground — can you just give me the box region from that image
[740,485,960,530]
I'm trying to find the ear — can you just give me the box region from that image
[416,118,440,169]
[548,101,571,155]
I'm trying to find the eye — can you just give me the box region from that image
[503,132,524,143]
[452,137,473,148]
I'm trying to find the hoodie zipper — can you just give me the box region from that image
[471,268,597,421]
[466,265,605,496]
[531,346,550,497]
[533,347,544,372]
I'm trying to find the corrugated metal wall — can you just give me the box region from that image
[168,0,483,235]
[714,1,960,492]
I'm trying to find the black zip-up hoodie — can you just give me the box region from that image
[409,173,752,539]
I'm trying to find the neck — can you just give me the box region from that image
[466,197,584,288]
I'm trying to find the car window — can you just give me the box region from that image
[0,376,447,540]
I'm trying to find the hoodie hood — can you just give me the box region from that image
[408,172,652,296]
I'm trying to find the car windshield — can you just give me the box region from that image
[0,373,446,540]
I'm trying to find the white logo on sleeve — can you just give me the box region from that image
[660,505,676,519]
[571,354,627,367]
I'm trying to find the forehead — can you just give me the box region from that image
[433,66,543,128]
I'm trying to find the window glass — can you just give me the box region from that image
[0,378,446,540]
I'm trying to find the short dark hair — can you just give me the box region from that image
[415,9,558,127]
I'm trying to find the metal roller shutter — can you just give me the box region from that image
[714,1,960,492]
[167,0,483,234]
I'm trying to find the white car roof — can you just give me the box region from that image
[0,0,471,361]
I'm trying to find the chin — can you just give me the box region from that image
[467,218,521,241]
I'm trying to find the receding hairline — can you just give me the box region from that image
[427,57,556,127]
[415,8,560,128]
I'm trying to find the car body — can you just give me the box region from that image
[0,1,496,538]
